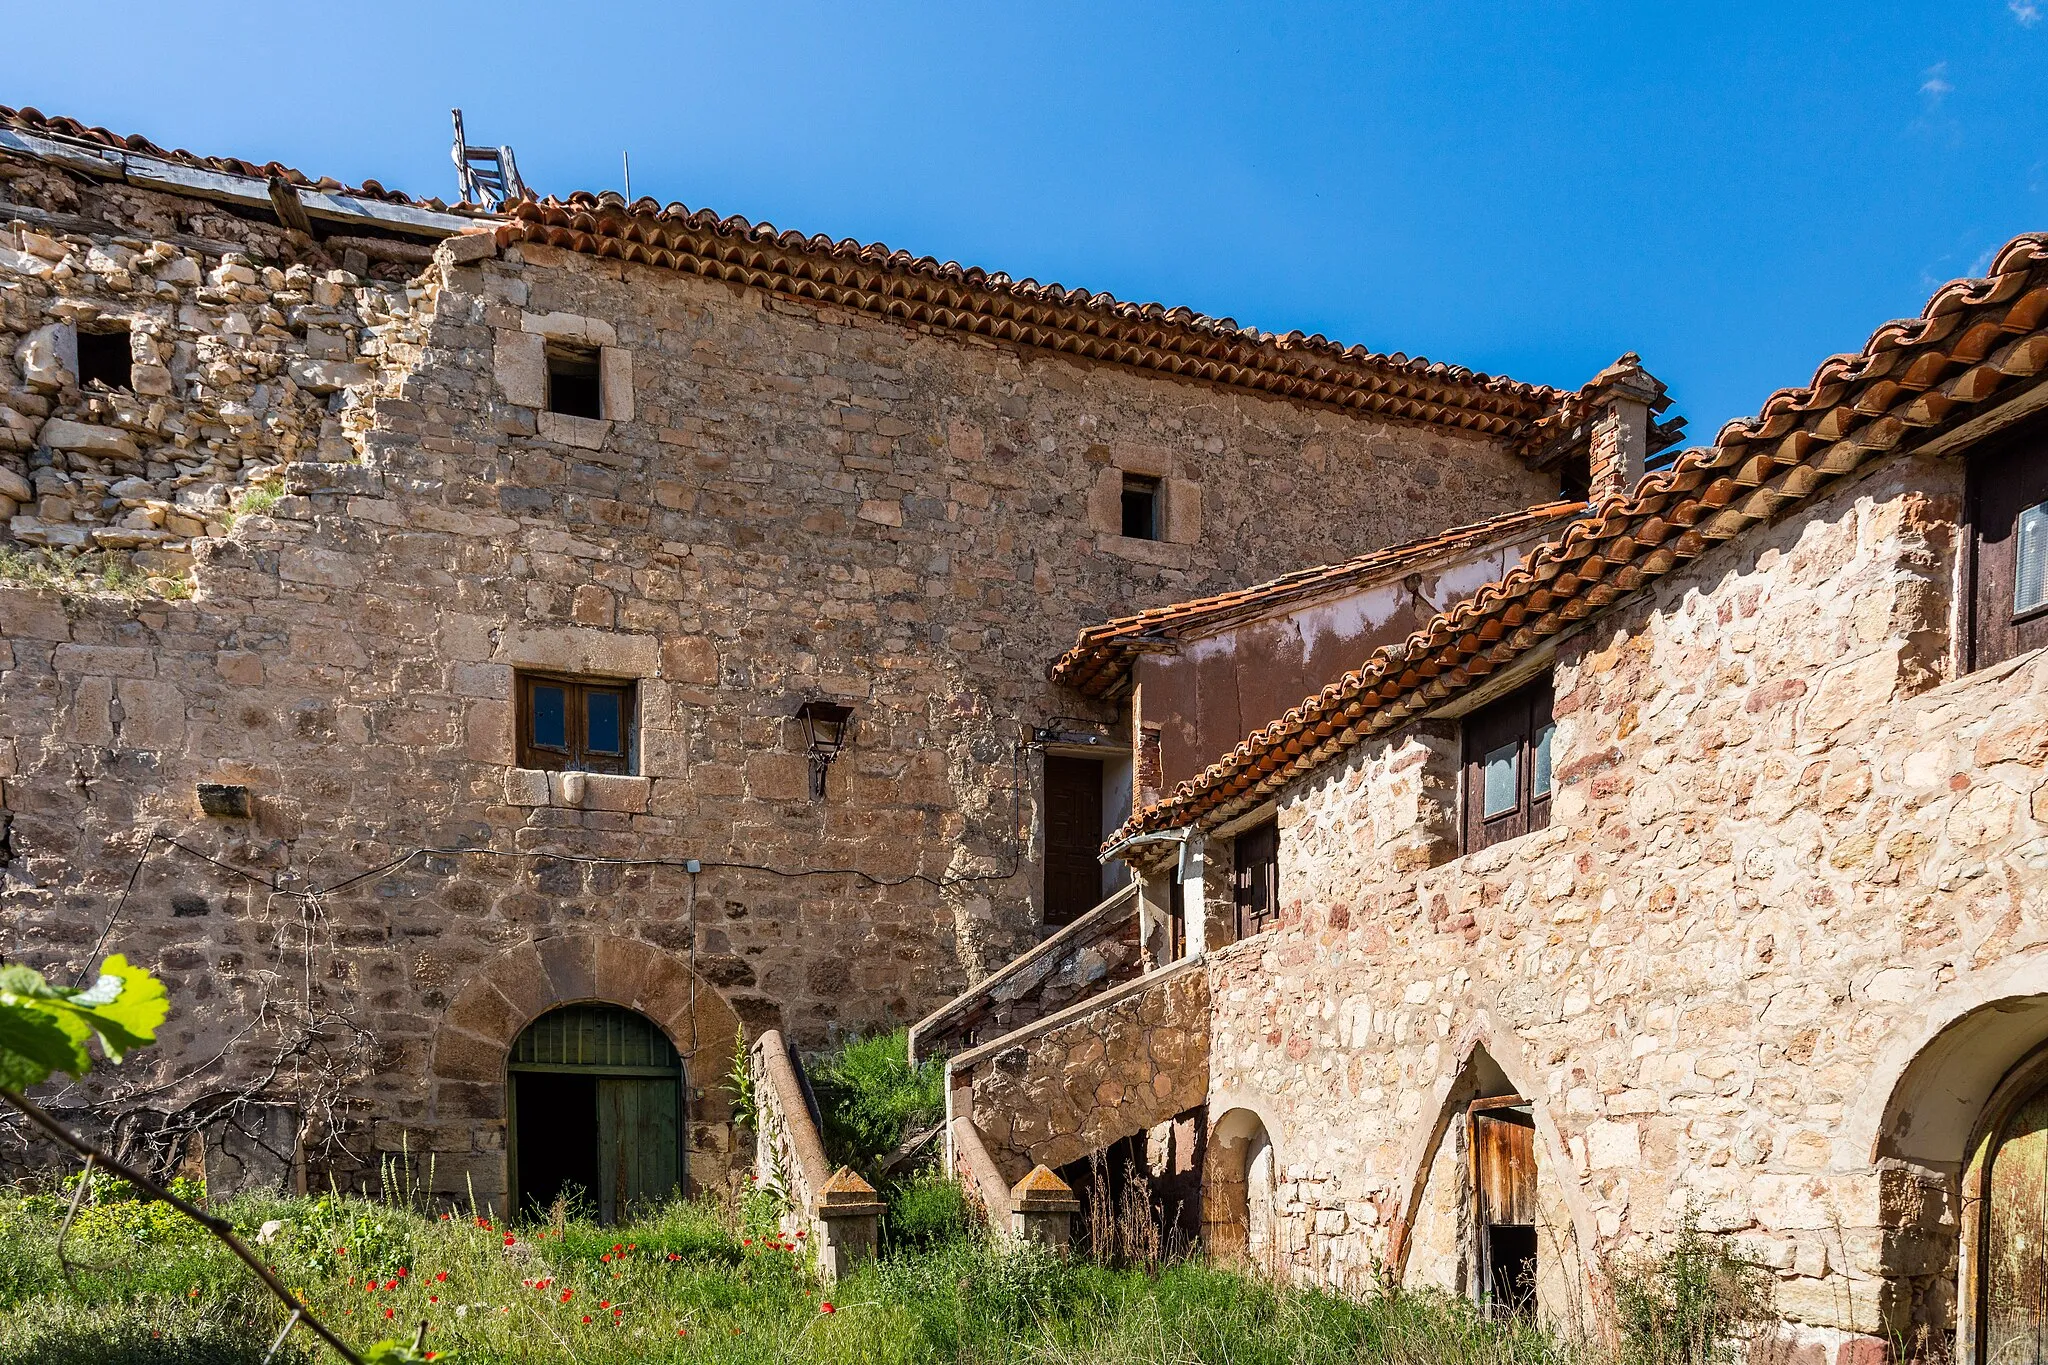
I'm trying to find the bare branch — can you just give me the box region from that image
[0,1086,367,1365]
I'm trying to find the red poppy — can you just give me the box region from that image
[600,1300,610,1309]
[581,1315,592,1324]
[397,1268,409,1277]
[821,1301,836,1314]
[560,1289,574,1303]
[600,1254,611,1263]
[435,1271,448,1282]
[384,1308,395,1319]
[428,1296,439,1305]
[504,1233,515,1246]
[795,1230,807,1239]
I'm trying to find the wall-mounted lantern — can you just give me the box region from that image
[795,700,855,799]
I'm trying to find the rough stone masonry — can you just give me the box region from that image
[0,110,1559,1204]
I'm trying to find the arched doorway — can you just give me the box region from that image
[1962,1045,2048,1365]
[1205,1108,1277,1272]
[508,1004,685,1223]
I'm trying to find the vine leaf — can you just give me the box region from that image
[0,954,171,1086]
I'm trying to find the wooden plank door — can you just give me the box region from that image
[1471,1098,1538,1318]
[596,1076,682,1223]
[1045,756,1104,925]
[1233,820,1280,941]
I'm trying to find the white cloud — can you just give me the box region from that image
[1920,61,1953,103]
[2011,0,2042,26]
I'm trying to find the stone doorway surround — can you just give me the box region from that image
[426,931,742,1211]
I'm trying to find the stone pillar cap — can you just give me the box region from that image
[1010,1163,1081,1213]
[813,1165,884,1217]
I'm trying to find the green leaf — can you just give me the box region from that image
[363,1339,456,1362]
[59,955,168,1062]
[0,956,168,1084]
[0,1003,90,1088]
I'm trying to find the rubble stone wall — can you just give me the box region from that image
[0,152,1549,1199]
[960,960,1209,1179]
[1208,448,2048,1357]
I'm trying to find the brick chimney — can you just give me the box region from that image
[1583,353,1668,503]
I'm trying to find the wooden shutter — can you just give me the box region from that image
[1969,420,2048,671]
[1233,819,1280,941]
[1044,756,1105,925]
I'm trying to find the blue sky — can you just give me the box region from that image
[11,2,2045,442]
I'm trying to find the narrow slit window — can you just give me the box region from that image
[1121,475,1160,540]
[546,342,603,419]
[77,328,132,391]
[517,672,635,773]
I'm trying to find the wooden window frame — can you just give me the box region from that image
[1232,818,1280,941]
[515,671,636,774]
[1965,414,2048,673]
[1460,677,1554,854]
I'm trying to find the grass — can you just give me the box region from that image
[0,1180,1584,1365]
[0,544,192,602]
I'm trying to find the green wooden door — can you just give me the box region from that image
[510,1004,685,1224]
[597,1076,683,1223]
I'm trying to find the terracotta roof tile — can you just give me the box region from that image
[0,104,458,209]
[1050,501,1586,698]
[494,191,1572,444]
[1111,230,2048,850]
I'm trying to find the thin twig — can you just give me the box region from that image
[51,1151,110,1285]
[262,1309,303,1365]
[0,1087,367,1365]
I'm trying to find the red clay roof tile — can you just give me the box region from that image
[1111,230,2048,852]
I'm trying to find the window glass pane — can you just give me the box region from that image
[1532,723,1555,799]
[1482,741,1520,819]
[586,691,623,754]
[2018,501,2048,614]
[531,685,567,749]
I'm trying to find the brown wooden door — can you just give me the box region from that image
[1471,1098,1538,1318]
[1045,756,1104,926]
[1233,820,1280,941]
[1969,422,2048,671]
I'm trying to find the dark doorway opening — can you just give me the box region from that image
[1487,1223,1538,1318]
[508,1004,685,1223]
[513,1072,599,1214]
[1057,1112,1204,1264]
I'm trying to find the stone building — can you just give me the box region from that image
[936,231,2048,1365]
[0,106,1594,1210]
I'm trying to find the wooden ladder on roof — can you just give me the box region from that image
[450,108,525,209]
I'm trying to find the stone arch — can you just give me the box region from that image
[427,932,743,1212]
[1856,958,2048,1171]
[1386,1015,1595,1330]
[1849,969,2048,1357]
[1205,1103,1280,1272]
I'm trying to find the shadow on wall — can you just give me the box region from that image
[1205,1107,1277,1274]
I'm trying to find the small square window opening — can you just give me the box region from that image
[77,328,132,391]
[1121,474,1160,540]
[545,342,603,419]
[516,672,635,773]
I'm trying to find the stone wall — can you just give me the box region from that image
[0,149,1550,1197]
[958,959,1209,1179]
[1203,447,2048,1356]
